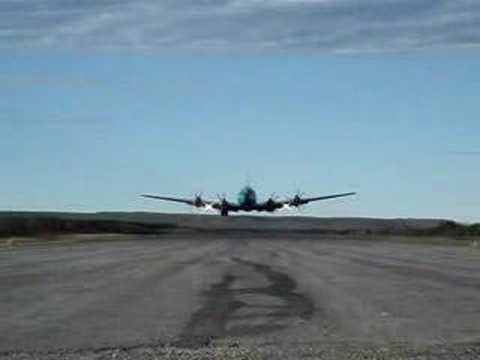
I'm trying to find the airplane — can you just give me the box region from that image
[141,186,355,216]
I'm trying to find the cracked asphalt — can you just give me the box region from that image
[1,235,480,359]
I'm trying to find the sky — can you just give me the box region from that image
[1,0,479,222]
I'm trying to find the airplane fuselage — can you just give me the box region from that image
[236,186,258,210]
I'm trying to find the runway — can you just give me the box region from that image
[1,235,480,357]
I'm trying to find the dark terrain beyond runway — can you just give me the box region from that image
[1,235,480,359]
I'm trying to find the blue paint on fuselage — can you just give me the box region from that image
[237,186,257,208]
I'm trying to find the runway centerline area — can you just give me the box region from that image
[1,235,480,353]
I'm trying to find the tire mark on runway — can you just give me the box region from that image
[174,257,314,348]
[65,242,222,319]
[1,240,219,298]
[0,238,196,272]
[339,247,480,275]
[234,258,315,320]
[0,240,226,353]
[351,258,480,290]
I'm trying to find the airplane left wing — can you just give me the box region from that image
[285,192,356,207]
[298,192,356,204]
[255,192,356,212]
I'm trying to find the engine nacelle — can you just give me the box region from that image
[288,194,303,207]
[265,198,277,212]
[193,195,205,208]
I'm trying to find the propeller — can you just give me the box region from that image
[265,193,278,204]
[264,193,279,212]
[192,192,205,208]
[296,190,306,198]
[191,192,217,213]
[288,190,306,208]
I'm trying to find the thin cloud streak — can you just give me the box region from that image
[0,0,479,51]
[449,151,480,156]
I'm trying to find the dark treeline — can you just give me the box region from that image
[0,216,175,237]
[413,220,480,237]
[0,213,478,238]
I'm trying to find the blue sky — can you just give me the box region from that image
[1,1,479,221]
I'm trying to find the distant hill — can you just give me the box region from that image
[0,211,478,238]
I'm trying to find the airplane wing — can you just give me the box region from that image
[285,192,356,207]
[298,192,356,204]
[141,194,197,206]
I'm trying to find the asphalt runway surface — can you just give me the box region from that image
[1,235,480,358]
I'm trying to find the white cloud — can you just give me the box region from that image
[0,0,479,51]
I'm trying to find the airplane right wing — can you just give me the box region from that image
[141,194,197,206]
